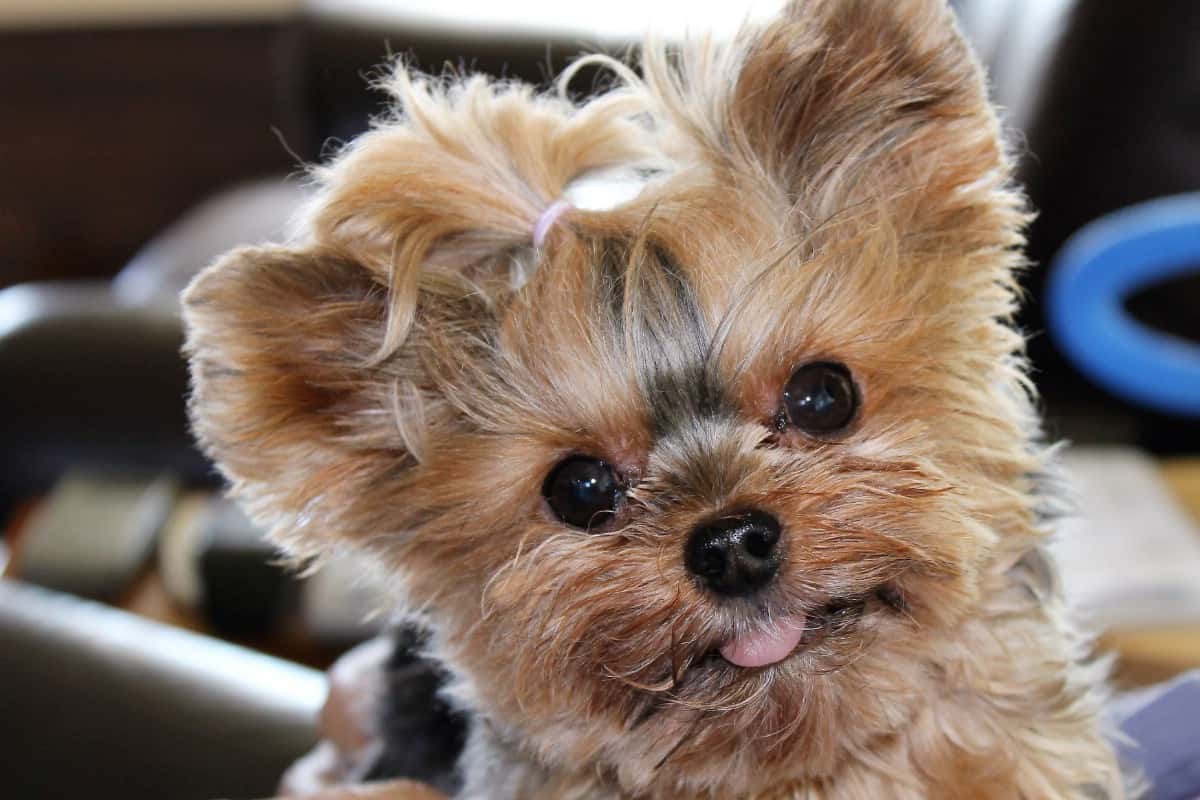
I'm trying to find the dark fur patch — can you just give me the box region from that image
[362,627,468,794]
[595,235,729,437]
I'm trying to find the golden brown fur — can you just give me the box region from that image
[184,1,1127,797]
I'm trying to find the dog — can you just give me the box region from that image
[183,1,1128,797]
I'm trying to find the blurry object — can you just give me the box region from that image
[1023,1,1200,269]
[310,0,787,43]
[0,278,207,524]
[0,176,304,523]
[160,490,389,642]
[0,578,322,800]
[1016,0,1200,446]
[1106,626,1200,691]
[1051,448,1200,629]
[297,0,788,148]
[300,550,390,646]
[1047,194,1200,417]
[197,496,296,635]
[0,0,295,28]
[114,177,313,314]
[17,471,176,601]
[1113,670,1200,800]
[156,491,211,612]
[953,0,1076,131]
[1164,458,1200,522]
[159,492,297,635]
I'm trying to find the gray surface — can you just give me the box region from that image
[0,578,324,800]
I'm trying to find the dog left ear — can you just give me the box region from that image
[653,0,1019,245]
[183,244,409,556]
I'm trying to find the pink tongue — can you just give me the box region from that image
[719,613,808,668]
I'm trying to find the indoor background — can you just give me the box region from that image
[1,1,1198,798]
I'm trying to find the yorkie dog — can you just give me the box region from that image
[184,0,1128,797]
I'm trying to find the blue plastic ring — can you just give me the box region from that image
[1046,193,1200,417]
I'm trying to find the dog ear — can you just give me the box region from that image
[183,70,652,553]
[183,245,404,556]
[649,0,1017,243]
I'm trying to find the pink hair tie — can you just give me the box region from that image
[533,200,571,247]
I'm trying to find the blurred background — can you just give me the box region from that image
[0,1,1198,799]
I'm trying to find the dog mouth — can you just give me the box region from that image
[714,588,900,669]
[718,612,809,668]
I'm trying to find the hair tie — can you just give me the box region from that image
[533,200,572,247]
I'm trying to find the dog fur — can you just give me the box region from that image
[183,1,1127,797]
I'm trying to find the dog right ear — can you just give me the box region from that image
[183,244,416,557]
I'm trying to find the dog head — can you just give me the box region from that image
[185,0,1038,794]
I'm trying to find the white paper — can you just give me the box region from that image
[1050,448,1200,630]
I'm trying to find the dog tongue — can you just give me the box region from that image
[719,613,807,668]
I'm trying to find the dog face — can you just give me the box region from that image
[185,0,1038,795]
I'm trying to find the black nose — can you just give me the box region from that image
[685,510,782,597]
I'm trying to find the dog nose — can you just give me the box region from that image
[685,510,782,597]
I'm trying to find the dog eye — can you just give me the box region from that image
[542,456,623,530]
[783,362,858,433]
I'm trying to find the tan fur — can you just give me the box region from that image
[184,1,1127,798]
